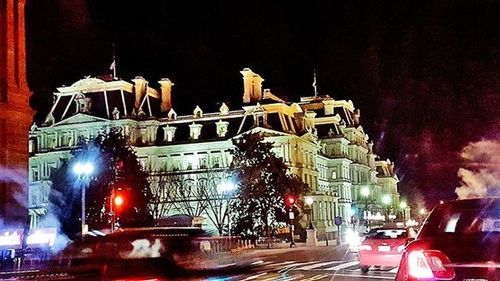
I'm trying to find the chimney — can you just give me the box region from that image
[158,78,174,112]
[252,74,264,101]
[132,76,148,110]
[240,68,254,103]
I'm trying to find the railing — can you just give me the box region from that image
[197,236,255,253]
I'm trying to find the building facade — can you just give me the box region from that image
[1,0,33,225]
[28,68,405,234]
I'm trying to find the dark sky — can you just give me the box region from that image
[25,0,500,208]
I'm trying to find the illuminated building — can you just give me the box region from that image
[28,68,401,235]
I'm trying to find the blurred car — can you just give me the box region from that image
[395,197,500,281]
[52,227,261,280]
[358,224,417,272]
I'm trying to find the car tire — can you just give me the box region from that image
[361,265,369,273]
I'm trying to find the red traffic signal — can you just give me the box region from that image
[112,188,127,212]
[286,195,297,206]
[114,195,124,207]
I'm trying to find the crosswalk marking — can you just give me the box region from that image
[285,261,317,268]
[296,261,343,270]
[323,261,360,271]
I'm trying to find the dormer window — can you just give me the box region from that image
[189,123,203,140]
[74,92,91,113]
[193,105,203,118]
[304,110,317,132]
[252,103,268,127]
[219,103,229,115]
[216,120,229,138]
[322,99,335,115]
[163,125,176,142]
[168,108,177,120]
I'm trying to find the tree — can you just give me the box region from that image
[49,129,153,239]
[230,133,309,244]
[149,168,233,236]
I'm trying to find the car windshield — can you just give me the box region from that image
[365,229,407,239]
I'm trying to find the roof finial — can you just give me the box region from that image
[109,43,117,79]
[313,69,318,97]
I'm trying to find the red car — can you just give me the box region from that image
[396,198,500,281]
[358,225,417,273]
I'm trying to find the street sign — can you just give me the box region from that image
[334,216,342,226]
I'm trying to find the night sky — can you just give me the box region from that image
[25,1,500,209]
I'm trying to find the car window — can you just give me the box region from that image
[366,229,407,239]
[421,199,500,237]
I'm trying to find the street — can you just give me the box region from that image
[0,245,398,281]
[229,245,397,281]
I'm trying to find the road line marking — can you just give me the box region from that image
[324,261,360,271]
[297,261,343,270]
[329,273,394,279]
[389,267,399,273]
[287,261,318,268]
[242,272,268,280]
[268,260,296,267]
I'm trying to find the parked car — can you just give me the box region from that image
[358,224,417,273]
[395,197,500,281]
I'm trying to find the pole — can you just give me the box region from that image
[289,207,296,248]
[110,188,115,233]
[227,196,232,250]
[81,181,86,237]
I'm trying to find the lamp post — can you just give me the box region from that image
[382,194,392,223]
[217,181,236,236]
[305,196,314,229]
[419,208,426,224]
[360,187,370,229]
[286,195,297,248]
[399,201,407,221]
[72,161,94,237]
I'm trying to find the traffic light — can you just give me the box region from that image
[114,195,124,207]
[113,188,126,213]
[286,195,297,206]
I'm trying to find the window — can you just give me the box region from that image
[212,156,220,168]
[31,168,39,181]
[332,169,337,179]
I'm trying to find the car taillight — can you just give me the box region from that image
[359,245,372,251]
[408,250,455,280]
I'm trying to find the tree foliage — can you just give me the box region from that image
[49,129,153,239]
[230,133,309,239]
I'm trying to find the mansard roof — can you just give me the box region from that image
[39,75,367,147]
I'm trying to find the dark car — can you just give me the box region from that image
[51,227,262,280]
[395,197,500,281]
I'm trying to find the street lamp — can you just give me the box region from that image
[72,161,94,237]
[360,187,370,229]
[305,196,314,229]
[419,208,427,225]
[217,180,236,236]
[382,194,392,222]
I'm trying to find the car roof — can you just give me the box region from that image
[437,197,499,210]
